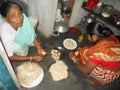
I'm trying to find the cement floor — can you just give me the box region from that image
[12,30,120,90]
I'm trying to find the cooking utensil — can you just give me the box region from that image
[93,2,103,14]
[61,5,71,15]
[54,19,69,33]
[79,14,96,27]
[61,5,71,18]
[52,30,60,36]
[53,46,65,59]
[101,4,114,18]
[63,38,77,50]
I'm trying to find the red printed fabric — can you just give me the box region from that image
[79,35,120,84]
[90,66,119,84]
[83,35,120,69]
[89,58,120,69]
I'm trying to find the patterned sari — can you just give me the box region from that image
[79,35,120,84]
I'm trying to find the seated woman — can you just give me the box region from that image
[0,1,47,61]
[69,21,120,86]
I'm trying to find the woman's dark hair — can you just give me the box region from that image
[86,21,113,38]
[0,1,23,17]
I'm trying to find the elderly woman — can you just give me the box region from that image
[0,1,47,61]
[69,21,120,86]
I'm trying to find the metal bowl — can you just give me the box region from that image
[53,46,65,59]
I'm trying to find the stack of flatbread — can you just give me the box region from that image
[16,62,43,87]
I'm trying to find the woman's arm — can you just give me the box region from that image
[9,55,30,61]
[33,37,41,50]
[9,55,43,62]
[69,48,95,74]
[33,38,47,56]
[75,60,96,74]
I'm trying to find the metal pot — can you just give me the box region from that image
[101,4,114,18]
[54,19,69,33]
[79,14,96,26]
[61,5,71,15]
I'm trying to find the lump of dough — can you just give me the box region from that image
[50,49,61,61]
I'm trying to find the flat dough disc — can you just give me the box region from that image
[49,61,68,81]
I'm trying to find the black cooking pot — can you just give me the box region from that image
[61,5,71,15]
[79,14,96,26]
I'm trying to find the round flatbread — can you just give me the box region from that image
[49,61,68,81]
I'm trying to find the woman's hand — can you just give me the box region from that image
[32,56,44,62]
[78,47,89,64]
[69,50,80,63]
[69,49,87,64]
[37,48,47,57]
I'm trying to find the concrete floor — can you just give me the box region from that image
[12,30,120,90]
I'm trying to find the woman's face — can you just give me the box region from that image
[5,5,23,30]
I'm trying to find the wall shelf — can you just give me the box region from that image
[82,2,120,30]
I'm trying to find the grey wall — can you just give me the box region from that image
[69,0,84,27]
[28,0,58,38]
[101,0,120,11]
